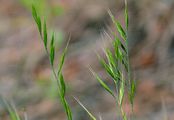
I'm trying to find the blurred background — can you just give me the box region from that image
[0,0,174,120]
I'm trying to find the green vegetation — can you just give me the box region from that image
[1,0,136,120]
[20,0,64,17]
[84,1,136,119]
[0,97,21,120]
[32,5,73,120]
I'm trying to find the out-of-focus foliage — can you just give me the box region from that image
[20,0,65,17]
[0,97,21,120]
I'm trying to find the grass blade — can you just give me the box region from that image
[90,68,115,98]
[50,33,55,66]
[105,48,116,69]
[129,80,136,107]
[37,16,42,36]
[113,37,124,62]
[124,0,129,30]
[121,107,128,120]
[32,5,42,36]
[0,97,21,120]
[74,97,97,120]
[59,95,72,120]
[115,21,126,40]
[114,37,127,54]
[119,74,125,106]
[99,57,119,81]
[58,42,69,75]
[108,10,126,40]
[59,73,66,97]
[43,19,48,48]
[32,5,38,24]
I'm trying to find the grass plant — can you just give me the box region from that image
[83,0,136,119]
[32,5,73,120]
[1,0,136,120]
[0,97,21,120]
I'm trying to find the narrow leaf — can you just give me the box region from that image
[32,5,38,23]
[120,42,127,54]
[74,97,97,120]
[108,10,126,40]
[37,16,42,36]
[119,76,125,106]
[120,106,128,120]
[50,33,55,66]
[105,49,116,69]
[58,43,68,75]
[66,102,73,120]
[114,44,123,63]
[32,5,42,36]
[129,80,136,107]
[43,20,47,48]
[59,95,72,120]
[99,57,119,81]
[114,37,124,61]
[90,68,115,98]
[50,46,55,66]
[59,73,66,97]
[115,21,126,40]
[51,32,55,47]
[122,111,128,120]
[1,98,21,120]
[124,0,129,30]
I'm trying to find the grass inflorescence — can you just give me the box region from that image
[89,1,136,119]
